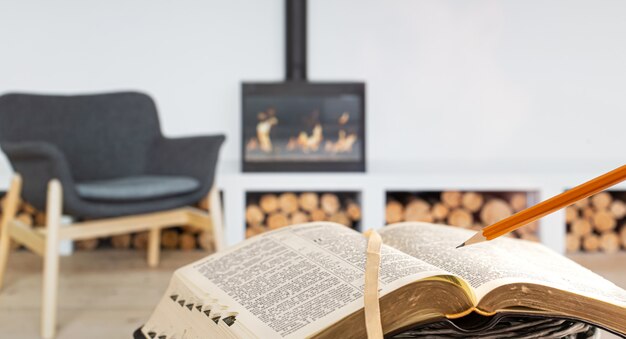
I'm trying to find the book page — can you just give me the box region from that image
[379,222,626,306]
[177,222,450,339]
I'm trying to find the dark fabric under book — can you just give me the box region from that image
[138,222,626,338]
[134,315,599,339]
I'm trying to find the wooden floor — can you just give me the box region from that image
[0,251,624,338]
[0,250,208,338]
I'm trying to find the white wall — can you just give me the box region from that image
[2,0,626,188]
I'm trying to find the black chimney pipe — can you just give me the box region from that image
[285,0,307,81]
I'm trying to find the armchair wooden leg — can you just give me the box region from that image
[147,228,160,268]
[0,175,22,290]
[208,185,225,252]
[41,179,62,339]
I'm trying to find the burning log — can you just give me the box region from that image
[256,112,278,153]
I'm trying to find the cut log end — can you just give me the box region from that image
[447,208,473,228]
[592,210,616,233]
[259,194,279,213]
[403,199,431,222]
[267,212,289,230]
[565,206,578,223]
[299,192,319,212]
[278,193,299,214]
[161,230,179,250]
[591,192,612,210]
[570,219,592,237]
[385,200,404,224]
[431,203,449,221]
[566,233,580,253]
[179,233,197,251]
[582,234,600,252]
[245,205,264,226]
[480,199,513,225]
[599,232,620,253]
[290,211,310,225]
[441,191,462,208]
[321,193,341,215]
[510,193,528,212]
[461,192,483,212]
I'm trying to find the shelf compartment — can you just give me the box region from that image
[385,190,540,241]
[245,190,361,238]
[566,190,626,253]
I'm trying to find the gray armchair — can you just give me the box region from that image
[0,92,224,218]
[0,92,225,339]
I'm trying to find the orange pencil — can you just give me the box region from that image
[457,164,626,248]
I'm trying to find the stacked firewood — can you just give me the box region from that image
[245,192,361,237]
[385,191,539,241]
[566,191,626,253]
[0,197,44,251]
[0,195,216,252]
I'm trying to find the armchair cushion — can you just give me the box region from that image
[76,175,200,202]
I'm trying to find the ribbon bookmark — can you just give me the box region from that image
[363,229,383,339]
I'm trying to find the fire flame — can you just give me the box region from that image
[247,110,357,155]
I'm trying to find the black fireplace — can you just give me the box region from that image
[241,0,366,172]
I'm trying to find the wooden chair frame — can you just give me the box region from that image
[0,174,225,338]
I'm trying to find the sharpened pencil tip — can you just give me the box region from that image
[458,231,488,249]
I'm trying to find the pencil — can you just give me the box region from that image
[457,164,626,248]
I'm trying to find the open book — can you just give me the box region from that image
[139,222,626,338]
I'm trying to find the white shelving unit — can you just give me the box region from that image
[215,162,626,253]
